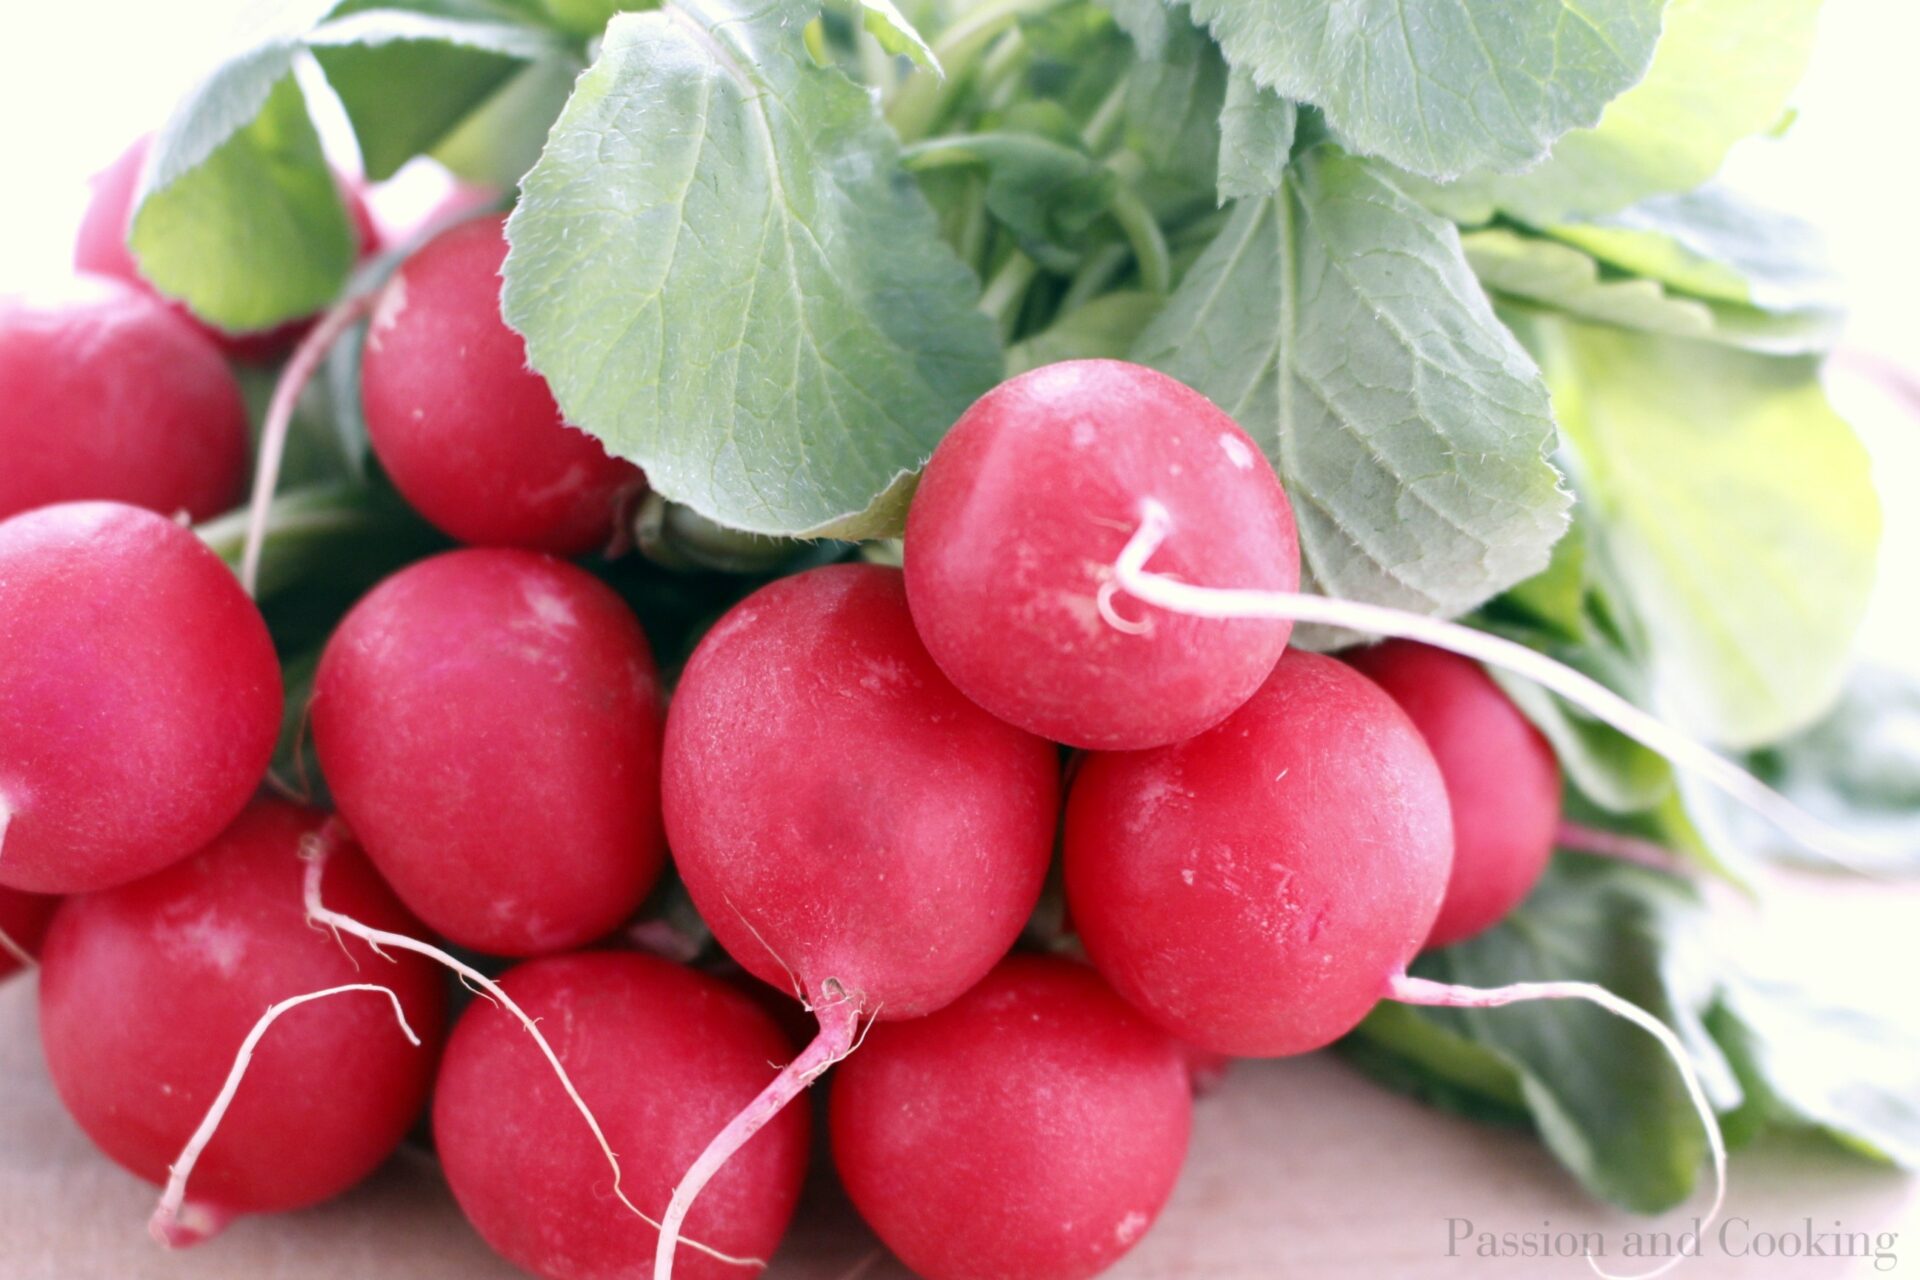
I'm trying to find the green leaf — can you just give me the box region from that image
[1711,975,1920,1167]
[1532,321,1881,748]
[429,52,580,186]
[1465,228,1841,355]
[1183,0,1662,183]
[1682,666,1920,874]
[1370,859,1737,1212]
[131,47,356,332]
[1121,8,1228,210]
[1550,185,1842,315]
[1402,0,1822,224]
[503,0,1001,539]
[1006,290,1164,375]
[1099,0,1169,58]
[844,0,940,72]
[902,112,1119,272]
[1216,67,1294,203]
[1490,513,1589,641]
[1132,148,1568,639]
[1484,620,1676,814]
[309,4,567,181]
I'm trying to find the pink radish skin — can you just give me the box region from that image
[434,952,811,1280]
[36,798,445,1236]
[1065,650,1453,1057]
[655,563,1059,1279]
[1346,640,1561,948]
[664,563,1059,1018]
[0,279,249,523]
[74,134,379,363]
[832,956,1192,1280]
[0,888,58,979]
[0,502,281,894]
[904,358,1299,751]
[360,216,643,555]
[312,548,666,956]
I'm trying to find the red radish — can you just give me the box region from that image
[0,887,58,979]
[312,548,666,956]
[1066,650,1453,1057]
[0,279,249,522]
[904,358,1298,750]
[435,952,810,1280]
[1347,640,1562,948]
[74,134,379,362]
[655,563,1059,1279]
[36,798,445,1242]
[0,502,280,894]
[831,956,1192,1280]
[360,216,643,555]
[1064,650,1728,1277]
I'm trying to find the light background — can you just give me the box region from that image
[0,0,1913,673]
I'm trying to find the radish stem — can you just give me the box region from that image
[238,293,375,596]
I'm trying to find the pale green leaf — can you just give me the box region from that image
[1133,149,1569,640]
[1405,0,1822,223]
[1713,974,1920,1167]
[1551,185,1842,314]
[1682,665,1920,873]
[1006,291,1164,375]
[308,6,567,180]
[502,0,1002,538]
[1535,321,1881,747]
[1466,227,1842,354]
[131,53,356,332]
[1216,67,1294,203]
[1100,0,1169,57]
[847,0,940,72]
[429,54,580,186]
[1184,0,1663,182]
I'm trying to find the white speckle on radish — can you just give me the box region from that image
[1116,1211,1149,1245]
[367,273,408,348]
[1218,432,1255,470]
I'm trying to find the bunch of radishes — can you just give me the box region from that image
[8,140,1825,1280]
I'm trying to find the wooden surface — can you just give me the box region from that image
[2,872,1915,1280]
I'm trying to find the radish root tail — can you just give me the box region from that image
[0,924,34,971]
[150,983,421,1248]
[1388,973,1726,1280]
[298,826,763,1271]
[1114,498,1884,872]
[1555,821,1690,875]
[653,989,862,1280]
[239,292,376,597]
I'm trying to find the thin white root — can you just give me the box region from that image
[299,828,763,1272]
[239,293,376,597]
[653,991,862,1280]
[0,794,12,869]
[150,983,421,1248]
[1114,499,1884,872]
[1389,973,1726,1280]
